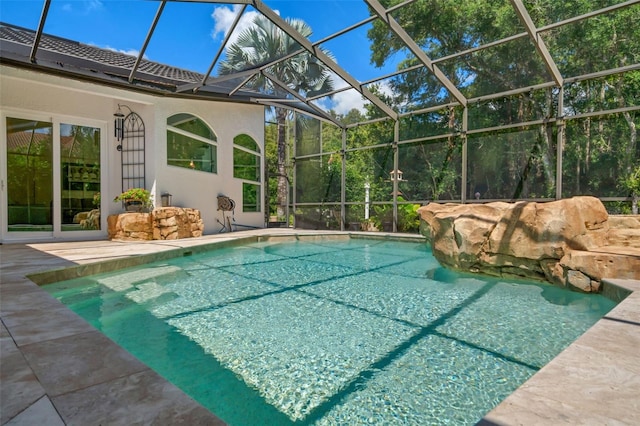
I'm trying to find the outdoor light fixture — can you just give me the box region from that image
[161,192,172,207]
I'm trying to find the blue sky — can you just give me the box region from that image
[0,0,402,114]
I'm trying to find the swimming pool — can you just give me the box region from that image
[43,237,616,425]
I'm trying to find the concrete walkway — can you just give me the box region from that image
[1,230,639,425]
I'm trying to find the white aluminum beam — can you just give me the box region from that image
[252,0,399,120]
[262,70,344,127]
[364,0,468,107]
[195,3,248,91]
[510,0,564,86]
[30,0,51,63]
[129,1,166,83]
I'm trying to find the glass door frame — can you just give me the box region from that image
[1,109,108,242]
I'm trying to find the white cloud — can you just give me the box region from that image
[211,5,278,46]
[377,80,394,98]
[320,80,394,116]
[109,47,140,57]
[330,90,366,115]
[85,0,103,12]
[61,0,103,14]
[92,44,143,59]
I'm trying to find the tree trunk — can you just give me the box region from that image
[613,78,638,175]
[539,88,555,195]
[276,108,288,219]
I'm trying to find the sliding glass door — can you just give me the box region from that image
[3,114,105,240]
[60,123,101,231]
[5,117,54,232]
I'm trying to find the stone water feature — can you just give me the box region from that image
[107,207,204,241]
[418,196,640,292]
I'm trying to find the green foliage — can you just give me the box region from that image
[620,165,640,213]
[113,188,153,209]
[397,202,421,233]
[367,198,420,233]
[620,165,640,196]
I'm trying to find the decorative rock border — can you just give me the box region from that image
[418,196,640,292]
[107,207,204,241]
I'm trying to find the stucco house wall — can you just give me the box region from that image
[0,64,265,241]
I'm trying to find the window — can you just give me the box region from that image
[233,134,261,212]
[242,183,260,213]
[167,113,216,173]
[233,134,260,181]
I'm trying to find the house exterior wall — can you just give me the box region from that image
[0,64,265,241]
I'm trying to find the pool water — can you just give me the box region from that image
[44,238,616,425]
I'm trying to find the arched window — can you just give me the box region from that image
[233,134,261,212]
[167,113,216,173]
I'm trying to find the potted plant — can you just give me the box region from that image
[113,188,153,212]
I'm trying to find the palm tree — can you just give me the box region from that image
[219,15,334,220]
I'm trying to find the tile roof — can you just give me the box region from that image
[0,22,258,100]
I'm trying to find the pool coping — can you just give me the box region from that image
[1,229,639,425]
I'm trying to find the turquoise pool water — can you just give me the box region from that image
[44,238,616,425]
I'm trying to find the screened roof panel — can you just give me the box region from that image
[437,36,554,98]
[0,0,638,127]
[216,15,307,76]
[541,4,640,76]
[524,0,634,27]
[262,0,373,43]
[309,86,368,118]
[386,0,524,58]
[39,0,157,62]
[317,22,397,82]
[144,1,227,75]
[265,52,337,98]
[368,66,455,113]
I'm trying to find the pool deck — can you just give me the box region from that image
[1,229,639,425]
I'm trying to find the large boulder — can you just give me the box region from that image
[107,212,153,240]
[107,207,204,241]
[418,196,640,292]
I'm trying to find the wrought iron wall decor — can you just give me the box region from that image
[118,108,146,192]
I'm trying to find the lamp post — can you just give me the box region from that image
[364,181,370,220]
